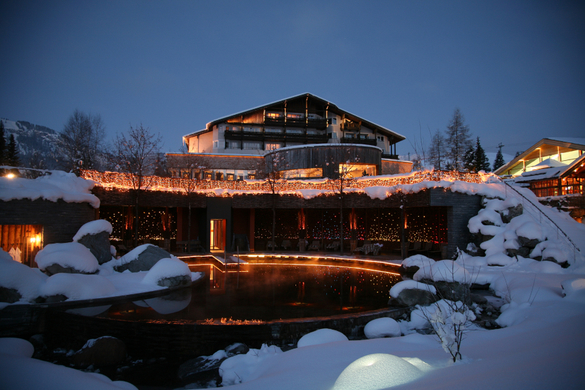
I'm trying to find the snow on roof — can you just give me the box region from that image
[530,158,567,170]
[0,170,100,208]
[514,166,564,182]
[544,137,585,146]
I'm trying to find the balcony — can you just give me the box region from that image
[224,129,328,144]
[341,137,377,146]
[341,122,361,131]
[265,117,328,129]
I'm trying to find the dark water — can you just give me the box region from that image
[95,264,400,323]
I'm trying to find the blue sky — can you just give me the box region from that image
[1,0,584,159]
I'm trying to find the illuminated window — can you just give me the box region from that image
[280,167,323,179]
[265,143,281,151]
[0,225,43,266]
[287,113,303,119]
[339,163,377,178]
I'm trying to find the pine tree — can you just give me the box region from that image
[0,121,6,165]
[445,108,473,171]
[474,137,490,172]
[493,143,505,171]
[427,129,447,170]
[6,134,20,167]
[463,144,475,172]
[463,137,490,172]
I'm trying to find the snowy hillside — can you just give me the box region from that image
[1,118,61,169]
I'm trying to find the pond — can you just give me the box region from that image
[96,260,401,323]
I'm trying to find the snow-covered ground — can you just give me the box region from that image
[1,172,585,389]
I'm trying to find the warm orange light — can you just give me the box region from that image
[80,169,488,196]
[6,173,15,179]
[29,234,41,246]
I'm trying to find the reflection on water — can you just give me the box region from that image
[96,265,400,323]
[67,305,111,317]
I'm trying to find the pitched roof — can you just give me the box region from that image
[183,93,405,141]
[495,138,585,176]
[514,153,585,183]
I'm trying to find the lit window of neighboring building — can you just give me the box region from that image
[265,143,281,151]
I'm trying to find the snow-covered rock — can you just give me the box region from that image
[73,220,114,265]
[219,344,282,386]
[332,353,424,390]
[35,242,100,275]
[112,244,173,273]
[141,257,192,288]
[364,317,401,339]
[40,273,117,301]
[297,329,348,348]
[0,250,47,302]
[430,260,472,284]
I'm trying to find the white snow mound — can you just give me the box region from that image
[297,328,348,347]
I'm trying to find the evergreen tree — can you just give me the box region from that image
[463,144,476,172]
[445,108,473,171]
[474,137,490,172]
[0,121,6,165]
[427,129,447,170]
[493,143,506,171]
[463,137,490,172]
[6,134,20,167]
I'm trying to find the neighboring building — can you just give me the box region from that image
[494,138,585,222]
[167,93,412,180]
[495,138,585,179]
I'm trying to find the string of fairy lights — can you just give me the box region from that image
[81,169,491,195]
[254,207,448,243]
[83,169,479,244]
[100,207,177,242]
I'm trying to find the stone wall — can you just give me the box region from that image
[0,199,96,245]
[430,189,482,258]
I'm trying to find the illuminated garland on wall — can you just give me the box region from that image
[81,169,492,195]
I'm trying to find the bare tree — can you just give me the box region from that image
[408,122,428,171]
[264,151,288,252]
[445,108,473,171]
[111,123,163,246]
[112,123,163,191]
[331,148,360,255]
[427,129,447,170]
[59,109,106,175]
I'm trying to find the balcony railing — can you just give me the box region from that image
[341,137,377,146]
[265,117,328,129]
[341,122,361,131]
[224,129,328,143]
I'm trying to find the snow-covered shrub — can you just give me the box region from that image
[413,299,476,362]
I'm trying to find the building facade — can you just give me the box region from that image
[167,93,412,180]
[494,137,585,222]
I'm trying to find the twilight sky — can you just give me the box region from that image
[1,0,584,159]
